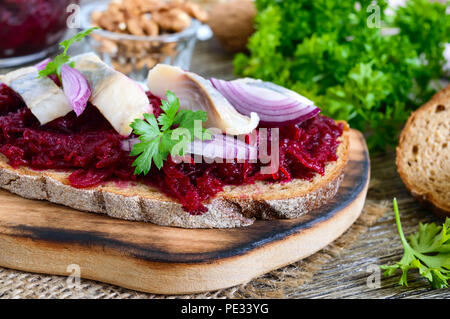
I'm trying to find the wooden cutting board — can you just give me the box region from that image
[0,129,369,294]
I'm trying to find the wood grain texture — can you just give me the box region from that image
[189,41,448,300]
[2,23,446,297]
[0,129,369,294]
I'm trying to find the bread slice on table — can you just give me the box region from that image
[396,85,450,217]
[0,126,350,228]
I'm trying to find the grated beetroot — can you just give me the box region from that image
[0,83,343,214]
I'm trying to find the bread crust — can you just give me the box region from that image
[0,129,349,228]
[396,85,450,216]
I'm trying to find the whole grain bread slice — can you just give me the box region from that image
[396,85,450,217]
[0,127,349,228]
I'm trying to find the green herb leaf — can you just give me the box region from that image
[158,91,180,131]
[175,109,211,140]
[380,198,450,289]
[38,27,99,79]
[131,116,159,142]
[235,0,448,152]
[38,54,71,79]
[59,27,99,55]
[130,91,211,174]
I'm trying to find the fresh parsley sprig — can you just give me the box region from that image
[234,0,449,151]
[38,27,99,79]
[130,91,212,175]
[381,198,450,289]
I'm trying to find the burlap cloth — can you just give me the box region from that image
[0,179,389,299]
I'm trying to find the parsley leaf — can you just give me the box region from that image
[38,27,99,79]
[235,0,448,152]
[175,109,212,140]
[130,91,211,174]
[38,54,71,79]
[380,198,450,289]
[158,92,180,131]
[59,28,99,55]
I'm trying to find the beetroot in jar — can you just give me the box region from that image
[0,0,79,66]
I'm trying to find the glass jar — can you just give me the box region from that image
[81,0,201,84]
[0,0,79,67]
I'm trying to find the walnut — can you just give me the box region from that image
[136,57,158,69]
[160,42,177,55]
[96,11,120,31]
[127,18,145,35]
[153,8,191,32]
[112,60,133,74]
[91,10,103,25]
[92,0,207,34]
[140,15,159,36]
[89,0,208,76]
[139,0,168,12]
[178,2,208,22]
[100,38,119,55]
[122,0,141,19]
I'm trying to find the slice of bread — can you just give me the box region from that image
[0,127,349,228]
[396,85,450,217]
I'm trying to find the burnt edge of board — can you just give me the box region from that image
[8,143,369,264]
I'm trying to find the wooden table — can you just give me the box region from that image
[1,34,448,299]
[191,40,449,299]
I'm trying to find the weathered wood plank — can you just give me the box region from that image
[289,154,448,299]
[189,42,450,298]
[0,13,448,297]
[0,130,369,294]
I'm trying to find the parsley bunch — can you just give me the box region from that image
[381,198,450,289]
[130,91,212,174]
[234,0,449,151]
[38,27,99,80]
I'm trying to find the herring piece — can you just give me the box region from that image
[72,53,151,136]
[147,64,259,135]
[1,67,72,125]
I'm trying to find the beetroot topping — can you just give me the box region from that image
[0,83,343,214]
[0,83,130,184]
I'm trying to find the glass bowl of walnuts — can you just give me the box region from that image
[81,0,208,83]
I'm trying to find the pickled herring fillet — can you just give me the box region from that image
[72,53,151,136]
[147,64,259,135]
[0,67,72,125]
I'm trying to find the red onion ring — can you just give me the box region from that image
[211,78,320,127]
[60,64,91,117]
[121,135,257,162]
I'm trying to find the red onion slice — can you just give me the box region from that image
[60,64,91,116]
[188,134,257,161]
[211,78,320,127]
[120,138,139,152]
[121,135,257,162]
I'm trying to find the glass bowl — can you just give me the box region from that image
[0,0,78,68]
[80,0,201,83]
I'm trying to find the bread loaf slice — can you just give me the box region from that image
[396,85,450,216]
[0,127,349,228]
